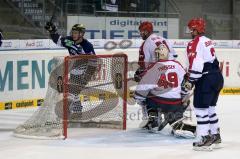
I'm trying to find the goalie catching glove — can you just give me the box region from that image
[182,73,194,91]
[183,80,194,91]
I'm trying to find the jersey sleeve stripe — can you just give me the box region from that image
[162,40,170,52]
[188,36,200,70]
[189,69,202,74]
[189,76,201,81]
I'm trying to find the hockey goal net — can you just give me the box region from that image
[13,54,128,139]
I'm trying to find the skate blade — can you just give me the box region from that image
[193,145,213,151]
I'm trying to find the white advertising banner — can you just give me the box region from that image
[0,50,67,103]
[0,39,239,50]
[67,16,179,39]
[169,39,190,48]
[1,47,240,105]
[49,40,64,49]
[0,40,20,50]
[212,40,233,48]
[233,40,240,48]
[19,39,50,50]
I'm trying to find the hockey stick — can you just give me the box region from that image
[45,0,58,38]
[49,0,58,24]
[85,77,135,89]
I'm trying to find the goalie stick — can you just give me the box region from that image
[85,77,135,89]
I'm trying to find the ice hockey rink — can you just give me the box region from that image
[0,95,239,159]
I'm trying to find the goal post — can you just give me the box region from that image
[13,54,128,139]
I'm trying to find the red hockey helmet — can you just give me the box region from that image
[188,18,206,33]
[139,21,153,33]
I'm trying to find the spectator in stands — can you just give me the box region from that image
[0,29,3,47]
[152,0,160,12]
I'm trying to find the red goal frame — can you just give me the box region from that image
[63,54,128,139]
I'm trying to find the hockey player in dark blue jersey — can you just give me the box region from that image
[45,22,97,118]
[45,22,95,55]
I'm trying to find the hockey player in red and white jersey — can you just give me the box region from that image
[134,43,196,138]
[183,18,224,151]
[134,21,177,82]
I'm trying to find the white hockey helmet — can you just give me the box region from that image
[155,44,169,60]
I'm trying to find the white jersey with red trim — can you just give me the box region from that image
[138,34,177,69]
[187,35,216,82]
[135,60,186,100]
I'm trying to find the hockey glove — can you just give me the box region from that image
[45,22,57,34]
[182,73,194,91]
[134,67,145,82]
[184,80,194,90]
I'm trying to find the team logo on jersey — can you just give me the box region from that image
[188,52,196,58]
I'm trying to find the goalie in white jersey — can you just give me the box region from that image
[134,21,177,82]
[134,43,196,138]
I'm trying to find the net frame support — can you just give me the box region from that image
[63,54,128,139]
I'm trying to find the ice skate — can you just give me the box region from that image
[193,135,213,151]
[141,114,159,133]
[211,133,222,149]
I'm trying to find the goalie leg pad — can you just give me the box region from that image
[171,119,196,138]
[139,108,162,131]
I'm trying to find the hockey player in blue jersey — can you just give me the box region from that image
[45,22,97,118]
[45,22,95,55]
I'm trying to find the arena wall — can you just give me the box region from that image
[0,39,240,110]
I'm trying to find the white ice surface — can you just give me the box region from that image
[0,95,240,159]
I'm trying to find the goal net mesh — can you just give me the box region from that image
[13,54,127,139]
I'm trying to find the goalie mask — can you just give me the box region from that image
[155,44,169,60]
